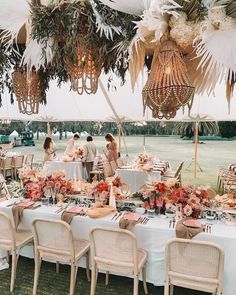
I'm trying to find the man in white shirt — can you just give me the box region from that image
[64,134,80,156]
[82,136,97,178]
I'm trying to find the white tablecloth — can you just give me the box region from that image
[116,169,161,193]
[43,161,85,180]
[0,199,235,295]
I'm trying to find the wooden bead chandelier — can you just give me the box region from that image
[12,69,42,115]
[67,36,103,95]
[142,39,195,119]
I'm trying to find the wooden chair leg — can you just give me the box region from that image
[164,281,170,295]
[10,251,17,292]
[142,266,148,294]
[86,253,90,282]
[69,263,76,295]
[33,254,41,295]
[105,271,109,285]
[170,284,174,295]
[90,263,97,295]
[133,274,139,295]
[56,261,59,273]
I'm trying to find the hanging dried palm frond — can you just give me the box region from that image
[226,71,235,114]
[66,35,103,95]
[142,39,195,119]
[12,68,41,115]
[185,52,222,95]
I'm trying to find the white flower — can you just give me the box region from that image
[183,204,193,217]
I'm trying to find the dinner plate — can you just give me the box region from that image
[17,201,34,208]
[183,219,202,228]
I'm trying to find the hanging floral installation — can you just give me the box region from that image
[0,0,236,118]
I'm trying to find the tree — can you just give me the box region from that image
[218,121,236,138]
[173,121,219,138]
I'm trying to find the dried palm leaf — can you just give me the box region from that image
[129,39,146,92]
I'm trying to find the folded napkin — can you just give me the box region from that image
[61,206,85,224]
[12,205,24,230]
[175,218,203,239]
[87,206,116,218]
[61,211,76,224]
[119,213,140,230]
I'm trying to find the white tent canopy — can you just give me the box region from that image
[0,74,236,122]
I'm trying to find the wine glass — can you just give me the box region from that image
[120,184,129,195]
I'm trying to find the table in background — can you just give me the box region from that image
[43,160,85,180]
[116,168,161,193]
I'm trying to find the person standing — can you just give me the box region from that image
[104,133,118,162]
[43,137,57,162]
[64,133,80,157]
[82,136,97,177]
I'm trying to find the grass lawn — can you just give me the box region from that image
[0,257,208,295]
[12,135,236,190]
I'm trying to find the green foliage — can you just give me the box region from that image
[30,1,137,86]
[173,121,219,138]
[218,121,236,138]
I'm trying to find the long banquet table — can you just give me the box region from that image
[43,160,85,180]
[0,199,236,295]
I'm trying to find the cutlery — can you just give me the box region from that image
[141,217,147,224]
[114,212,122,221]
[143,217,149,224]
[169,220,172,228]
[111,212,118,220]
[6,201,17,207]
[57,203,70,214]
[172,219,176,229]
[31,204,41,210]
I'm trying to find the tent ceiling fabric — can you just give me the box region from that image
[0,74,236,122]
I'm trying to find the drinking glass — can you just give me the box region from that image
[41,197,49,206]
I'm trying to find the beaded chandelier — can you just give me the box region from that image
[12,69,41,115]
[67,36,103,95]
[142,39,195,119]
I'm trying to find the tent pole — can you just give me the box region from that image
[47,122,51,137]
[194,121,199,178]
[118,124,122,153]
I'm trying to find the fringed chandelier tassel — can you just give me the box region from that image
[142,39,195,119]
[12,68,41,115]
[67,36,103,95]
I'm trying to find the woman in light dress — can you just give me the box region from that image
[43,137,57,162]
[104,133,118,162]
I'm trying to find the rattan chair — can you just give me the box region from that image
[163,161,184,186]
[116,158,124,168]
[0,157,14,179]
[90,227,148,295]
[12,155,25,179]
[32,218,90,295]
[24,154,34,168]
[0,173,10,200]
[164,238,224,295]
[110,160,118,174]
[89,162,104,181]
[103,162,114,178]
[0,212,33,292]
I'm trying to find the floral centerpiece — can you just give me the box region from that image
[140,180,211,219]
[19,167,75,201]
[87,176,128,202]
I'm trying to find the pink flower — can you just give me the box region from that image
[60,186,67,194]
